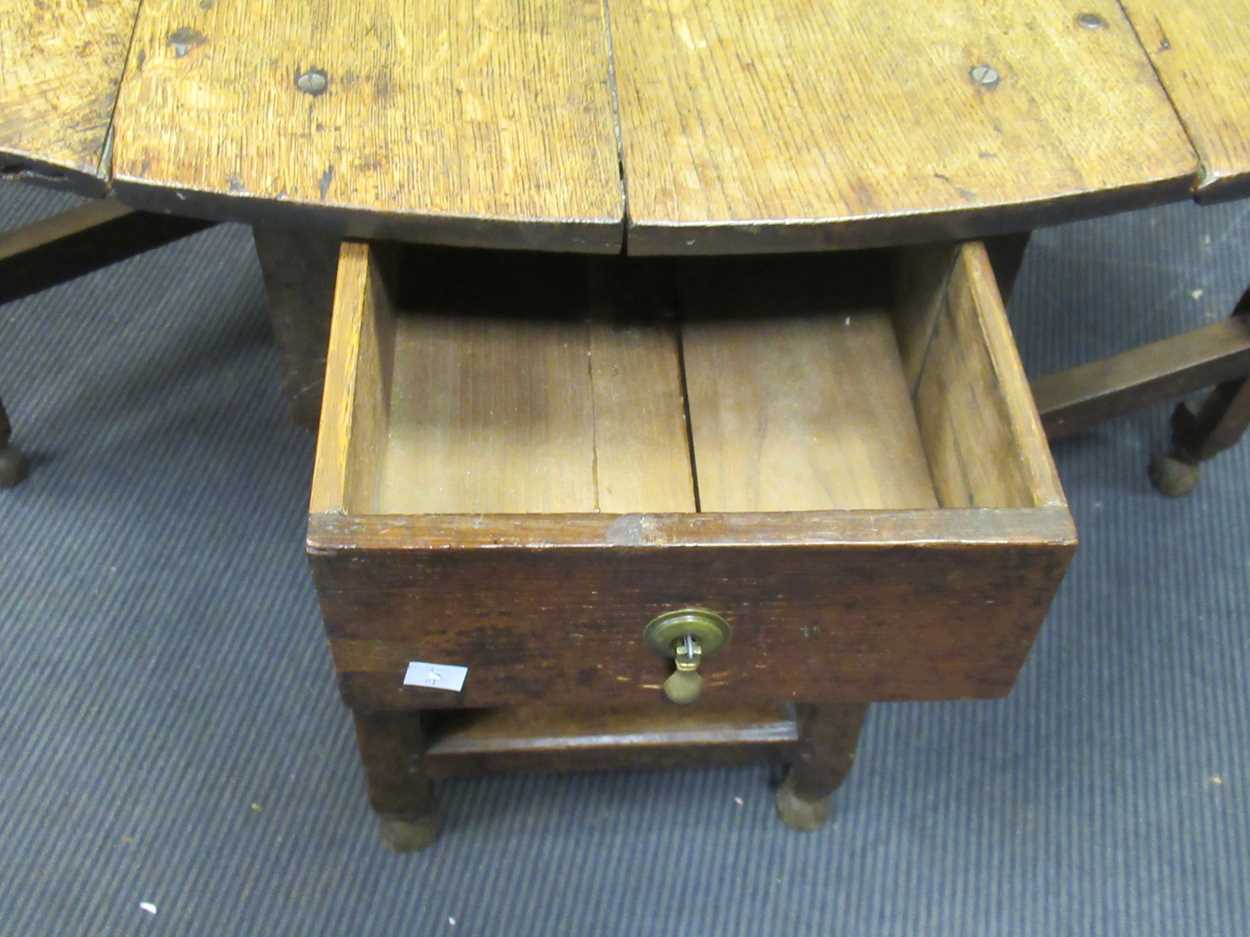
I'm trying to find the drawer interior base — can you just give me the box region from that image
[378,308,938,515]
[364,248,998,518]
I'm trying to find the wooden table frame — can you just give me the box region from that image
[1,205,1245,849]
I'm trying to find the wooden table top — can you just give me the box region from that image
[1120,0,1250,202]
[1,0,1244,254]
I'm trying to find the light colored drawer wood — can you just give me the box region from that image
[308,241,1074,710]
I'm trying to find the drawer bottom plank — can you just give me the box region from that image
[678,268,938,511]
[424,704,797,778]
[376,264,694,515]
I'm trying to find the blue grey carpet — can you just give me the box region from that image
[1,190,1247,937]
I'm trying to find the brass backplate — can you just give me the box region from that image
[643,608,731,658]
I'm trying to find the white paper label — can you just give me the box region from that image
[403,661,468,692]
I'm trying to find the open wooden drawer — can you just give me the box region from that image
[308,241,1075,711]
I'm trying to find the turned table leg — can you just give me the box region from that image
[775,703,868,832]
[252,227,340,432]
[0,396,28,488]
[351,710,439,852]
[1150,289,1250,497]
[1149,377,1250,496]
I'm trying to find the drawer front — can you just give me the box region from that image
[309,240,1075,711]
[313,511,1073,710]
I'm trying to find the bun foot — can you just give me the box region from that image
[0,445,28,488]
[378,813,439,852]
[774,774,833,832]
[1148,454,1200,498]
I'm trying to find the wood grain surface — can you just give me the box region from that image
[373,253,693,515]
[252,227,342,431]
[111,0,623,251]
[11,0,1230,247]
[678,260,937,511]
[913,243,1066,509]
[892,245,961,390]
[1121,0,1250,202]
[379,315,694,513]
[610,0,1198,253]
[0,199,130,262]
[315,508,1076,710]
[588,321,696,513]
[424,703,797,776]
[311,240,1075,711]
[381,314,601,514]
[0,0,142,193]
[310,242,394,515]
[1035,314,1250,439]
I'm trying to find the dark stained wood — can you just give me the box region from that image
[0,393,24,489]
[310,239,1074,714]
[786,703,868,802]
[621,183,1198,258]
[1160,292,1250,493]
[0,203,214,305]
[1170,377,1250,463]
[252,227,340,431]
[351,709,435,821]
[317,236,1076,844]
[424,704,798,778]
[774,702,868,829]
[984,232,1032,308]
[311,507,1075,711]
[311,504,1074,554]
[1033,315,1250,439]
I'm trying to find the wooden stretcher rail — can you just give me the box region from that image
[422,705,799,778]
[0,201,214,305]
[1033,315,1250,439]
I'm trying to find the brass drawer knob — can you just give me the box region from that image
[644,609,730,704]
